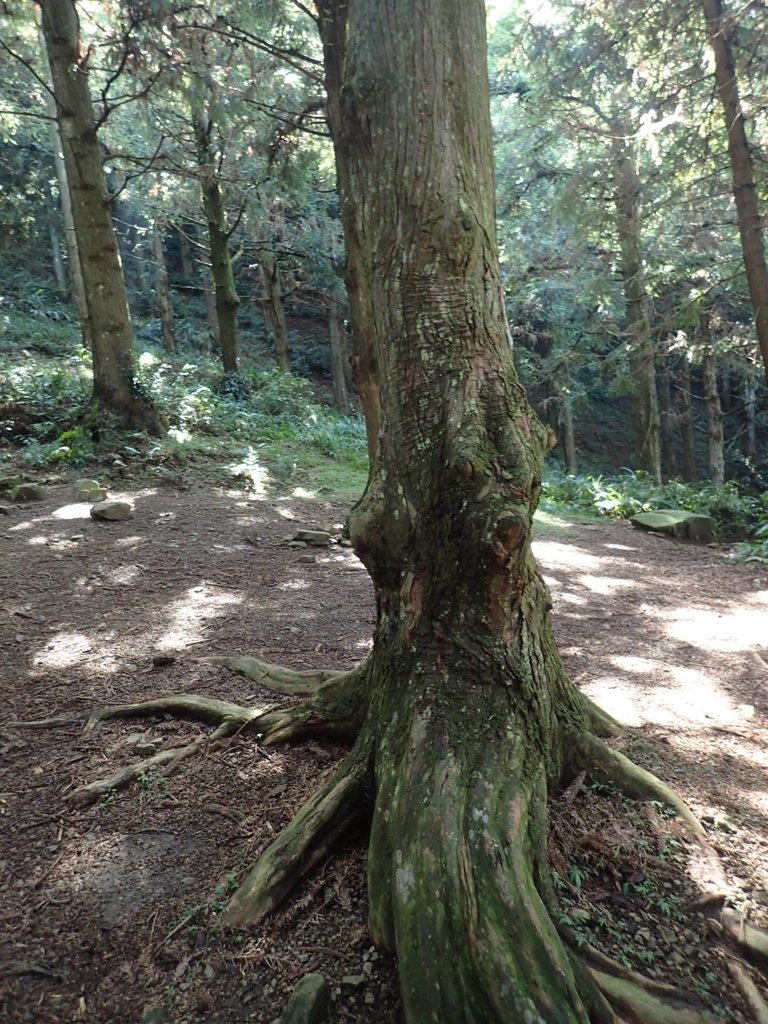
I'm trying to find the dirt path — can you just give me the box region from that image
[1,481,767,1023]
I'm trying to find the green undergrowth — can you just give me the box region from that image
[1,329,369,496]
[549,779,741,1018]
[542,465,768,543]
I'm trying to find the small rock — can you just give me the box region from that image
[341,975,367,989]
[90,500,134,521]
[124,663,139,672]
[298,554,316,564]
[340,539,353,548]
[280,974,329,1024]
[10,483,45,502]
[287,540,307,549]
[363,992,375,1005]
[70,534,85,541]
[133,738,163,756]
[152,652,176,667]
[714,813,738,834]
[294,529,331,547]
[74,478,107,501]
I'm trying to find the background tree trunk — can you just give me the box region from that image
[328,297,350,413]
[704,0,768,388]
[38,20,89,347]
[703,348,725,487]
[153,222,176,352]
[742,363,757,461]
[259,257,291,373]
[678,361,698,483]
[658,355,678,480]
[611,125,661,482]
[43,177,67,297]
[39,0,162,433]
[192,107,241,375]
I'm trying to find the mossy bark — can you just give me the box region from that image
[315,2,605,1019]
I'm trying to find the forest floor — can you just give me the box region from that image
[1,468,768,1023]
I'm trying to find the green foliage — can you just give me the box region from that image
[731,523,768,564]
[542,465,768,540]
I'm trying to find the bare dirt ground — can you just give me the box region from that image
[1,476,767,1023]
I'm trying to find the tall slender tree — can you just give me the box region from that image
[39,0,162,433]
[703,0,768,388]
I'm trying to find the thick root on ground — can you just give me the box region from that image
[223,749,372,927]
[72,661,370,807]
[569,730,704,837]
[201,655,346,696]
[727,960,768,1024]
[67,720,237,807]
[722,909,768,967]
[590,969,718,1024]
[84,695,266,732]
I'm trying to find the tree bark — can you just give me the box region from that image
[328,296,351,413]
[259,257,291,373]
[611,126,661,482]
[703,0,768,388]
[39,0,162,433]
[37,19,89,346]
[178,225,195,278]
[153,222,176,352]
[658,353,678,480]
[43,177,67,297]
[560,391,577,475]
[703,346,725,487]
[678,361,698,483]
[192,107,241,375]
[742,362,757,461]
[316,1,608,1019]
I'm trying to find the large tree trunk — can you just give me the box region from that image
[704,0,768,388]
[328,296,351,413]
[312,1,607,1019]
[192,107,241,375]
[611,126,661,482]
[39,0,162,433]
[259,257,291,373]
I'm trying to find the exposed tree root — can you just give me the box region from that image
[579,696,625,739]
[223,749,372,927]
[728,960,768,1024]
[69,661,370,807]
[590,969,718,1024]
[200,655,346,696]
[7,716,86,729]
[569,729,704,837]
[575,941,716,1007]
[722,909,768,968]
[84,695,267,732]
[67,720,238,807]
